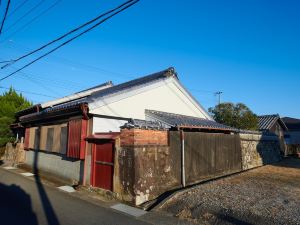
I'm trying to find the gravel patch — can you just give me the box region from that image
[160,157,300,225]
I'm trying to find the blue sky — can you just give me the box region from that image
[0,0,299,117]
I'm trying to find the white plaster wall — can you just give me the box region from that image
[92,117,128,133]
[89,78,209,120]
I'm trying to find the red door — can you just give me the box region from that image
[92,142,114,191]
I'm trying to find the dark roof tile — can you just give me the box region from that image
[91,67,177,98]
[258,114,288,131]
[145,109,237,131]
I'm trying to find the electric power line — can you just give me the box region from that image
[7,0,30,18]
[0,0,139,81]
[4,0,44,33]
[0,86,57,98]
[2,40,134,79]
[1,0,136,68]
[0,0,11,34]
[0,0,62,43]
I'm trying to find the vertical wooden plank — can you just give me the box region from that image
[46,128,54,152]
[24,128,30,150]
[60,126,68,154]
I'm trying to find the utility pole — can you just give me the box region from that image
[215,91,223,105]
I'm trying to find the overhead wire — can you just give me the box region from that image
[1,40,134,79]
[0,0,62,44]
[0,85,57,98]
[0,0,11,34]
[0,0,140,81]
[3,0,44,33]
[7,0,29,18]
[1,0,136,68]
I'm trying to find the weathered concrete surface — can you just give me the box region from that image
[116,145,181,205]
[116,129,181,205]
[24,150,83,183]
[240,133,282,170]
[160,157,300,225]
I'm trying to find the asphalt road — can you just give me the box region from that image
[0,168,153,225]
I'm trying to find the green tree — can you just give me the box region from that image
[209,102,258,130]
[0,87,32,147]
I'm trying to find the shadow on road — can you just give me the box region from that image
[0,183,38,225]
[33,148,60,225]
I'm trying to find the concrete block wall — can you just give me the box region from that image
[25,150,83,183]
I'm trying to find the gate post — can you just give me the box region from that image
[180,130,186,187]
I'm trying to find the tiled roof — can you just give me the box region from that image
[258,114,288,131]
[19,101,87,122]
[91,67,177,98]
[282,117,300,131]
[145,109,237,131]
[74,81,113,94]
[120,119,166,130]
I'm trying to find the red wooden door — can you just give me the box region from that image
[92,142,114,191]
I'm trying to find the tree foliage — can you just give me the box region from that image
[0,87,32,147]
[209,102,258,130]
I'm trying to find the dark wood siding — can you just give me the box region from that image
[24,128,30,150]
[60,126,68,154]
[46,128,54,151]
[170,131,242,185]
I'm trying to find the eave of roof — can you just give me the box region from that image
[19,102,88,123]
[85,132,120,141]
[15,104,42,118]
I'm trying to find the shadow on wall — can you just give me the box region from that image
[0,183,38,225]
[257,136,282,165]
[241,133,283,170]
[32,127,60,225]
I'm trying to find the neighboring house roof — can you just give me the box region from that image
[282,117,300,131]
[258,114,288,131]
[145,109,236,132]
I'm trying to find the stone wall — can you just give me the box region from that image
[3,143,26,166]
[240,133,282,170]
